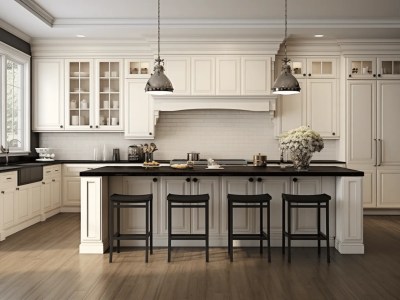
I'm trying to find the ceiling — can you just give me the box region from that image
[1,0,400,42]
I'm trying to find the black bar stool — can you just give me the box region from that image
[282,193,331,263]
[167,193,210,262]
[227,193,272,262]
[109,194,153,263]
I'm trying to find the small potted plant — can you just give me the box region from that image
[279,126,324,170]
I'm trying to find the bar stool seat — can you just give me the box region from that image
[228,193,272,262]
[109,193,153,263]
[167,193,210,262]
[282,193,331,263]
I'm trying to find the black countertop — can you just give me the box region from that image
[80,166,364,177]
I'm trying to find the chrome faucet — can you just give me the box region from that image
[1,139,21,165]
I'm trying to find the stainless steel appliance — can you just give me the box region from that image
[128,145,144,162]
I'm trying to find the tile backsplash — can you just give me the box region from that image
[39,110,337,161]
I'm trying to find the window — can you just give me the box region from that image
[0,42,30,154]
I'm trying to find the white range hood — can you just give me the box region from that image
[152,94,277,124]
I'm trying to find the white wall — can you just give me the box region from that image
[39,110,337,161]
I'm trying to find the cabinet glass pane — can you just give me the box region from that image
[69,61,91,126]
[351,60,373,75]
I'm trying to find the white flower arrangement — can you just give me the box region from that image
[279,126,324,169]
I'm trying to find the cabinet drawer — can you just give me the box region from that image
[0,171,18,189]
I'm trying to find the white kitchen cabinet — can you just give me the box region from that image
[32,58,65,131]
[0,172,17,235]
[159,176,220,237]
[41,165,61,219]
[241,56,271,95]
[118,177,159,237]
[191,56,216,95]
[347,79,400,208]
[347,56,400,80]
[65,59,123,131]
[124,79,155,139]
[216,56,241,95]
[163,56,191,95]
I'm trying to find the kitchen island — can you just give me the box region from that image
[80,166,364,255]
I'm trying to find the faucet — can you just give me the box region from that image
[1,139,21,165]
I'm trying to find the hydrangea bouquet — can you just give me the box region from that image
[279,126,324,170]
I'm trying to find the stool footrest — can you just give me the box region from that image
[232,233,269,240]
[170,234,207,240]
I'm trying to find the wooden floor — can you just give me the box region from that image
[1,214,400,300]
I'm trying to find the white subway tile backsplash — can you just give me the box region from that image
[39,110,337,161]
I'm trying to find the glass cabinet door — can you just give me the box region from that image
[96,60,123,130]
[377,58,400,79]
[347,58,376,79]
[66,60,93,130]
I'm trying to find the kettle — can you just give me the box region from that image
[128,145,144,162]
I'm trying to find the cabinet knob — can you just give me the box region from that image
[292,178,298,182]
[152,178,158,182]
[186,178,191,182]
[193,178,198,183]
[332,132,336,136]
[60,125,63,128]
[257,177,262,182]
[248,178,254,182]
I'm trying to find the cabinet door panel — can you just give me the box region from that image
[378,81,400,166]
[191,177,220,235]
[307,79,338,137]
[160,177,191,234]
[32,59,65,131]
[347,81,376,165]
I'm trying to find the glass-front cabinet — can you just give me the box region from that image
[347,57,400,79]
[65,59,123,131]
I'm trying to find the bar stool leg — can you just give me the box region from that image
[150,199,153,255]
[109,201,114,263]
[267,200,271,263]
[282,199,285,254]
[317,202,321,256]
[326,202,330,263]
[117,203,121,253]
[145,201,149,263]
[205,201,209,262]
[168,201,172,263]
[288,202,292,263]
[259,201,263,255]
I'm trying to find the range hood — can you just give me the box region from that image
[152,94,277,124]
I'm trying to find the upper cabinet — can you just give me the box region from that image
[161,55,272,96]
[347,56,400,79]
[32,59,65,131]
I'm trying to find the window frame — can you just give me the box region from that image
[0,41,30,155]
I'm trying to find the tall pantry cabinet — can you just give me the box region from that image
[346,57,400,208]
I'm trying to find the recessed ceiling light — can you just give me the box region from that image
[76,34,86,38]
[314,34,324,38]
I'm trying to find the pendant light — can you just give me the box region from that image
[271,0,300,95]
[145,0,174,95]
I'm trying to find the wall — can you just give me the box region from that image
[39,110,337,161]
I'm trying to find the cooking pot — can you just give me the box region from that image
[253,153,267,167]
[187,152,200,161]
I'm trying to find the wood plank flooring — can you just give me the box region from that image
[1,214,400,299]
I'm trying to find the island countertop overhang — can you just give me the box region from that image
[80,166,364,177]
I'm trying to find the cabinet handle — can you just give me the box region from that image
[186,178,191,182]
[60,125,63,128]
[248,178,254,182]
[152,178,158,182]
[16,187,19,191]
[292,178,298,182]
[193,178,198,183]
[257,178,262,182]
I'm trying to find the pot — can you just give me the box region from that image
[253,153,267,167]
[187,152,200,161]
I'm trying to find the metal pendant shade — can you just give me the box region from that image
[145,0,173,95]
[272,0,300,95]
